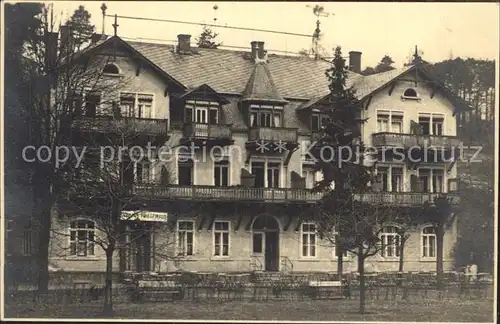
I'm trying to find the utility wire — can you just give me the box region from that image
[106,14,313,38]
[120,36,312,56]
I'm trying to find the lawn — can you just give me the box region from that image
[4,297,495,322]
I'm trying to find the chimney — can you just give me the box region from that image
[348,51,362,74]
[250,41,266,62]
[256,41,265,59]
[250,41,258,60]
[177,34,191,53]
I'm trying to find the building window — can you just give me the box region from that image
[403,88,418,98]
[249,106,283,128]
[119,93,154,118]
[418,169,430,193]
[432,115,444,136]
[251,160,281,188]
[432,170,444,193]
[137,95,153,119]
[22,230,32,256]
[103,63,119,74]
[69,220,95,257]
[177,221,194,256]
[84,91,101,117]
[418,114,431,135]
[185,100,219,124]
[252,232,264,254]
[422,226,436,258]
[267,163,280,188]
[377,167,389,191]
[378,111,404,133]
[136,162,151,184]
[302,167,321,189]
[178,158,193,185]
[380,226,400,258]
[377,113,389,132]
[214,160,229,187]
[391,115,403,133]
[391,167,403,192]
[68,91,83,115]
[213,221,230,257]
[120,93,135,117]
[311,114,320,131]
[301,222,316,257]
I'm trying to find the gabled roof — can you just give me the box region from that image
[179,84,230,104]
[62,36,186,92]
[242,62,287,103]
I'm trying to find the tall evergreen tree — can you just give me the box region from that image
[312,46,385,314]
[66,5,95,49]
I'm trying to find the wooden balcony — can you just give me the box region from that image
[246,127,298,156]
[248,127,298,143]
[372,132,461,150]
[131,185,460,206]
[181,123,233,147]
[70,116,169,138]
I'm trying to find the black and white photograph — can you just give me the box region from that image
[2,1,498,322]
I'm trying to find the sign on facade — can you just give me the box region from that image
[120,210,169,222]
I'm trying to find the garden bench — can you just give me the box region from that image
[132,280,183,302]
[308,280,343,300]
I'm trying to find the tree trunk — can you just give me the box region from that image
[35,182,53,294]
[103,248,114,315]
[337,253,343,281]
[337,234,343,281]
[399,239,405,273]
[357,247,365,314]
[436,224,445,289]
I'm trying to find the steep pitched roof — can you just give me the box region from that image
[126,40,342,99]
[78,37,468,114]
[242,62,287,103]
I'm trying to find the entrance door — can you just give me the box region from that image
[252,215,280,271]
[265,231,279,271]
[122,223,152,272]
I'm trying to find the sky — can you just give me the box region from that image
[22,1,500,69]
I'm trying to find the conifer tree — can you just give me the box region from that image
[196,25,222,49]
[312,46,394,314]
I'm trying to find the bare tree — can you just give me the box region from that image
[12,3,127,293]
[316,195,402,314]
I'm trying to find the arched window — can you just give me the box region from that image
[380,226,400,258]
[103,63,120,75]
[422,225,436,258]
[403,88,418,98]
[70,219,95,256]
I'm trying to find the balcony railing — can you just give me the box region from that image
[131,185,460,206]
[71,116,168,137]
[354,192,460,206]
[372,132,461,149]
[182,123,232,139]
[248,127,298,143]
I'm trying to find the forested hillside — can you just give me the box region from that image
[430,58,495,272]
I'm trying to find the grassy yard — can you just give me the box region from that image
[4,297,495,322]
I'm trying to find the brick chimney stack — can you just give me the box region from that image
[250,41,267,62]
[349,51,362,74]
[177,34,192,53]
